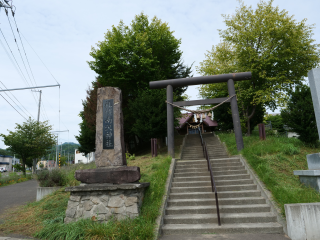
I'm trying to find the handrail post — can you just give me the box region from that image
[198,128,221,226]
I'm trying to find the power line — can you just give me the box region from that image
[11,10,38,87]
[5,9,33,88]
[0,93,27,120]
[4,9,38,107]
[0,25,38,108]
[20,33,60,85]
[0,85,29,118]
[0,81,34,118]
[0,28,29,85]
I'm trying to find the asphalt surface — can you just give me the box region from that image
[160,234,291,240]
[0,180,38,217]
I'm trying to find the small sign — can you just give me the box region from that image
[103,99,114,149]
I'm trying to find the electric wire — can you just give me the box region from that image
[11,10,38,87]
[0,93,27,120]
[5,11,33,88]
[0,33,24,80]
[0,85,29,119]
[0,14,38,109]
[41,101,49,121]
[20,33,60,85]
[0,27,30,86]
[0,33,36,120]
[0,81,34,118]
[5,11,39,107]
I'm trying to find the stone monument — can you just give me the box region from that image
[64,87,149,223]
[293,69,320,192]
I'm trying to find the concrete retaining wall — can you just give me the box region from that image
[285,203,320,240]
[36,187,62,201]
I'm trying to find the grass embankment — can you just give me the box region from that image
[217,132,320,216]
[0,137,180,240]
[0,172,32,187]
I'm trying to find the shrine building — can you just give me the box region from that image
[176,112,218,135]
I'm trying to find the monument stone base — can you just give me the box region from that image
[64,183,149,224]
[293,153,320,193]
[294,170,320,193]
[74,166,141,184]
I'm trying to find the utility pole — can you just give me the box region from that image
[37,90,42,122]
[52,130,68,167]
[31,90,42,172]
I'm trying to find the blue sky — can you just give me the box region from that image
[0,0,319,148]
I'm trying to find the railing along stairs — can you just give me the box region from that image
[198,128,221,226]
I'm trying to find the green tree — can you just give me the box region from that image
[0,118,56,176]
[197,0,320,135]
[264,114,285,132]
[281,85,318,145]
[78,13,192,153]
[128,89,181,142]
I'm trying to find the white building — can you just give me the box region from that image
[74,149,95,164]
[0,155,14,171]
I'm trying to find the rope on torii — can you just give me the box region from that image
[165,94,236,114]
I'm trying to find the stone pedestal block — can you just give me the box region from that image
[64,183,149,224]
[293,170,320,192]
[307,153,320,170]
[75,166,141,184]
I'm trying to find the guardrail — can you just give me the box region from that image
[198,128,221,226]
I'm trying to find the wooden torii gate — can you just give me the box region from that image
[149,72,252,157]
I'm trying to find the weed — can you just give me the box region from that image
[217,132,320,217]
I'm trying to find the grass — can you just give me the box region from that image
[0,172,33,188]
[217,131,320,216]
[0,151,174,239]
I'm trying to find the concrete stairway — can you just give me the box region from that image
[162,133,283,235]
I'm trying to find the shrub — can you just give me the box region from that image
[283,144,300,155]
[37,169,66,187]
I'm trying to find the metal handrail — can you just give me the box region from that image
[198,128,221,226]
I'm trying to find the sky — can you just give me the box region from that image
[0,0,319,149]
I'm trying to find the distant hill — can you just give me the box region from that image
[46,142,80,160]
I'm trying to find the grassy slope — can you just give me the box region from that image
[217,132,320,216]
[0,135,185,239]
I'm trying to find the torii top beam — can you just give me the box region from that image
[149,72,251,89]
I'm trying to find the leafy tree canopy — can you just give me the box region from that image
[197,0,320,135]
[77,13,192,153]
[0,118,56,175]
[281,84,319,146]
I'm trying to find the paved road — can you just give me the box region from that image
[160,234,291,240]
[0,180,38,217]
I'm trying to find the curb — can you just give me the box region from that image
[153,157,177,240]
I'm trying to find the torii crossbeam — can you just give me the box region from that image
[149,72,252,157]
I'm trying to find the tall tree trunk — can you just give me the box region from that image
[22,158,26,177]
[246,105,257,136]
[33,159,37,174]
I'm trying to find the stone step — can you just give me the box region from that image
[165,204,271,215]
[174,169,247,177]
[167,197,266,207]
[170,184,257,193]
[177,158,240,165]
[163,212,277,224]
[182,156,229,160]
[174,166,245,173]
[169,190,261,199]
[171,179,253,187]
[173,174,251,182]
[175,163,243,170]
[182,151,227,154]
[162,222,283,235]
